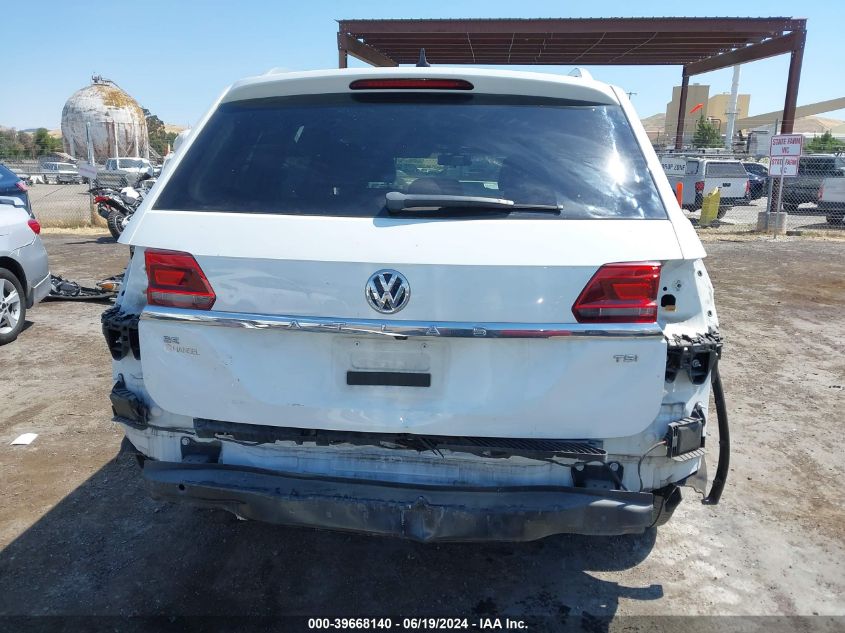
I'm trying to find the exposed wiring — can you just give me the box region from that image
[638,440,667,492]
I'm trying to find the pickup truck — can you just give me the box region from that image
[781,155,845,213]
[818,177,845,225]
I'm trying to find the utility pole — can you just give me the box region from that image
[725,65,741,151]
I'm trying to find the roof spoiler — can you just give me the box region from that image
[568,68,593,80]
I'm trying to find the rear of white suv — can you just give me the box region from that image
[103,68,727,541]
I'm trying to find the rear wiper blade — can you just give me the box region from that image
[385,191,560,213]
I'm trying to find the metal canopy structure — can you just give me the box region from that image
[336,17,808,147]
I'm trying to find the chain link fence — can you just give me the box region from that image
[653,123,845,234]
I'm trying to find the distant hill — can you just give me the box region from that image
[640,113,666,131]
[639,112,845,134]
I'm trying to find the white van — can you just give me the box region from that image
[663,157,749,218]
[103,67,728,541]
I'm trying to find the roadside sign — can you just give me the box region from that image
[769,156,799,177]
[769,133,803,157]
[78,161,98,180]
[660,156,687,176]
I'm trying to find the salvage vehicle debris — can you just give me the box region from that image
[47,274,122,301]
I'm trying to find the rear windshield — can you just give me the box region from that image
[705,162,747,178]
[155,94,666,219]
[798,157,845,175]
[118,159,146,169]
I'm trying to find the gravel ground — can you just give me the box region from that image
[0,233,843,627]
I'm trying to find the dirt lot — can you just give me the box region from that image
[0,232,843,627]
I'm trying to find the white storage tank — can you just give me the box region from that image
[61,76,149,163]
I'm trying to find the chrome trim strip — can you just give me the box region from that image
[141,307,663,340]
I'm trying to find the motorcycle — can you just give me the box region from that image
[90,173,151,240]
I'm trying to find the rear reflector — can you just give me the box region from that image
[572,263,661,323]
[144,249,216,310]
[27,218,41,234]
[349,78,474,91]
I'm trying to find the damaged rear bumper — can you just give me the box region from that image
[142,461,657,542]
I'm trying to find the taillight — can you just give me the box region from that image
[745,180,750,194]
[16,180,28,192]
[144,249,216,309]
[695,181,704,193]
[27,218,41,234]
[572,263,661,324]
[94,195,109,203]
[349,78,474,90]
[818,184,824,201]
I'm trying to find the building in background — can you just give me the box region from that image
[61,76,149,163]
[707,92,751,133]
[664,84,710,141]
[663,84,751,142]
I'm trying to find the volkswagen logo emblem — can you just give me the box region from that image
[365,270,410,314]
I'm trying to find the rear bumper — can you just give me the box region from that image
[143,461,657,542]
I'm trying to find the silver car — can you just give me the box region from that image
[0,196,50,345]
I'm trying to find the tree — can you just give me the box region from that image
[804,131,845,153]
[33,128,62,155]
[692,116,722,148]
[143,107,179,156]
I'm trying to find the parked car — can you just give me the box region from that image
[41,161,80,184]
[0,163,32,212]
[0,196,50,345]
[96,158,154,188]
[103,157,153,179]
[104,67,727,541]
[742,162,769,200]
[664,156,750,217]
[781,154,845,213]
[818,176,845,225]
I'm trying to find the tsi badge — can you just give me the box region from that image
[613,354,638,363]
[365,269,410,314]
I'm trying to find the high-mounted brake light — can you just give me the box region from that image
[145,249,216,310]
[572,263,662,324]
[695,181,704,193]
[349,78,474,91]
[16,180,28,192]
[27,218,41,234]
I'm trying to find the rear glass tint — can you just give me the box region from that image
[156,94,666,220]
[705,162,747,178]
[798,157,845,175]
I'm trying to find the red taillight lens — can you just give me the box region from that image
[819,184,824,201]
[572,263,662,324]
[144,249,216,309]
[94,195,108,203]
[27,218,41,234]
[745,180,750,194]
[695,181,704,193]
[349,78,474,90]
[16,180,28,192]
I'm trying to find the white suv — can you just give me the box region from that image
[104,68,728,541]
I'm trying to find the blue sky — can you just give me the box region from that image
[2,1,842,129]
